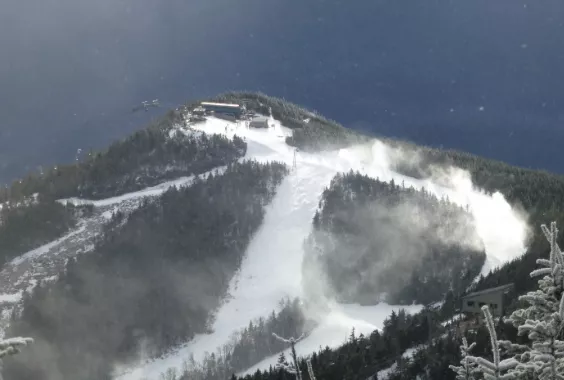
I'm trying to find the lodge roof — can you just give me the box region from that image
[462,283,514,299]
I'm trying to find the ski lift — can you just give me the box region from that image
[132,99,160,113]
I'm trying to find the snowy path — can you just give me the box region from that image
[58,166,227,208]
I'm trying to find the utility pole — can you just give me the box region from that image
[293,148,298,170]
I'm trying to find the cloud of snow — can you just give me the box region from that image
[422,164,530,276]
[360,140,530,273]
[303,138,530,305]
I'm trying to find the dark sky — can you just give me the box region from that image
[1,0,564,183]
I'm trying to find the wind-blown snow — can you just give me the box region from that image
[114,115,528,379]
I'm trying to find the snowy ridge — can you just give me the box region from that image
[114,116,528,379]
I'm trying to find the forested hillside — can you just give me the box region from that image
[0,112,246,272]
[4,160,288,380]
[303,171,485,305]
[1,119,246,201]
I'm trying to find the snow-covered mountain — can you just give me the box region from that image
[0,101,529,380]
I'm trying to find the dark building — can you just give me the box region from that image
[461,283,514,318]
[249,116,271,128]
[201,102,243,118]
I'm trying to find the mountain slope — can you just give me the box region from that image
[113,112,527,380]
[0,93,556,380]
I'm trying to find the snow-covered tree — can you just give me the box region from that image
[454,221,564,379]
[0,337,33,359]
[0,336,33,380]
[272,332,317,380]
[500,221,564,379]
[306,358,317,380]
[273,332,304,380]
[449,337,478,380]
[466,306,517,379]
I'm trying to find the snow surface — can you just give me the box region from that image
[58,166,227,208]
[10,224,87,266]
[377,345,424,380]
[114,116,528,380]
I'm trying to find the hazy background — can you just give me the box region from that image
[1,0,564,184]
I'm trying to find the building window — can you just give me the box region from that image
[467,301,475,307]
[479,302,486,307]
[491,304,498,309]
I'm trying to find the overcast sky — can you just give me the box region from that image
[1,0,564,183]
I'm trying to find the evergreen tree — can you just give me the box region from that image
[502,221,564,379]
[449,337,478,380]
[273,332,305,380]
[466,306,517,379]
[458,221,564,380]
[0,337,33,380]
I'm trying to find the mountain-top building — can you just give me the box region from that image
[249,116,270,129]
[200,102,243,119]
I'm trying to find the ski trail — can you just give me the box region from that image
[115,163,338,380]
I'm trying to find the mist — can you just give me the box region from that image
[302,137,530,308]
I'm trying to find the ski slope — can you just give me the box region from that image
[114,116,528,379]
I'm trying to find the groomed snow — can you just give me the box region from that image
[114,115,528,380]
